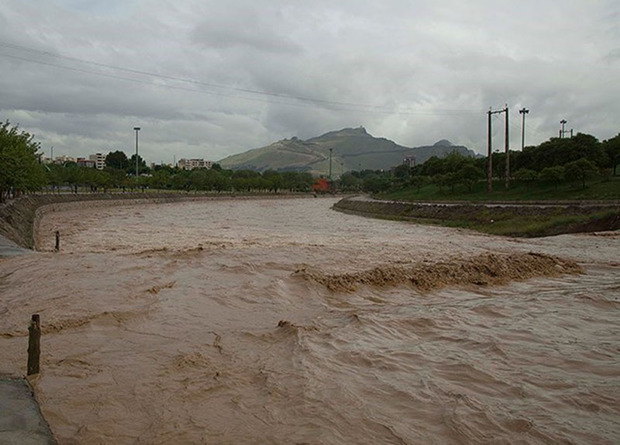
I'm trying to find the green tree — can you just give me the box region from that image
[363,173,391,193]
[45,164,64,193]
[409,175,429,192]
[443,150,471,173]
[602,134,620,176]
[59,164,84,193]
[514,168,538,190]
[339,172,361,191]
[527,134,606,171]
[420,156,445,176]
[171,170,192,191]
[457,165,484,192]
[105,150,129,170]
[262,170,284,192]
[150,169,171,190]
[392,164,412,180]
[211,170,230,192]
[539,166,565,189]
[104,167,128,190]
[564,158,599,189]
[128,154,148,175]
[0,121,46,201]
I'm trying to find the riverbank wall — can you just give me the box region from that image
[0,192,316,250]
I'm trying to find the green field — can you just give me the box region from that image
[379,175,620,202]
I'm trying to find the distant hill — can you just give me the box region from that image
[218,127,476,175]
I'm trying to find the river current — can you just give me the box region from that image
[0,197,618,444]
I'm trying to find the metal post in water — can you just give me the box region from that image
[27,314,41,376]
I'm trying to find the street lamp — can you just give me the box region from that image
[519,108,529,149]
[133,127,141,177]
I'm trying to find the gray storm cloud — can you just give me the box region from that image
[0,0,618,163]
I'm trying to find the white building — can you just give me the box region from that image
[53,155,76,164]
[89,153,106,170]
[177,158,213,170]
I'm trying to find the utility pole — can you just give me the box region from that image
[134,127,141,177]
[559,120,567,138]
[487,109,492,193]
[329,148,333,180]
[486,107,507,193]
[50,146,54,162]
[504,105,510,189]
[519,107,529,149]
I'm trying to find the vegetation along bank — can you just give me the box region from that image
[333,197,620,238]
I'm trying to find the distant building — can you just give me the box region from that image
[177,158,213,170]
[403,156,416,168]
[151,162,175,169]
[76,157,96,168]
[89,153,106,170]
[53,155,76,165]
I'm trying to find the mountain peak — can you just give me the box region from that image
[218,128,474,174]
[331,126,369,137]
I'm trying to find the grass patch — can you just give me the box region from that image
[418,210,619,237]
[380,175,620,202]
[334,199,620,238]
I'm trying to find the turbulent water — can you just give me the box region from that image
[1,197,619,444]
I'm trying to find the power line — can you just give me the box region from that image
[0,40,485,116]
[0,40,387,110]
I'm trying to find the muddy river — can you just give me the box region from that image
[1,197,618,443]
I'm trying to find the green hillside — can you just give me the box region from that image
[218,127,476,174]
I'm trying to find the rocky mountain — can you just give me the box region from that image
[218,127,476,175]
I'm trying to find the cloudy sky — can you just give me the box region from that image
[1,0,618,164]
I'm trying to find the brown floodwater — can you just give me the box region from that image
[1,197,619,444]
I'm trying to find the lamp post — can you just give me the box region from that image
[329,148,333,180]
[133,127,141,177]
[519,108,529,149]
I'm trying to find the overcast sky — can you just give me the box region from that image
[1,0,618,164]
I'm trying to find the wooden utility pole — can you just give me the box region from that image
[27,314,41,375]
[487,109,492,193]
[487,107,507,193]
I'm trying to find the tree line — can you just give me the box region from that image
[1,118,618,201]
[337,132,620,194]
[43,162,316,195]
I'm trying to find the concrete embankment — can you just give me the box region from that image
[0,379,57,444]
[0,192,315,250]
[332,196,620,236]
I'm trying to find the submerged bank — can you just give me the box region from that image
[333,196,620,237]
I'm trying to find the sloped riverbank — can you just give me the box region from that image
[333,196,620,237]
[0,192,316,249]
